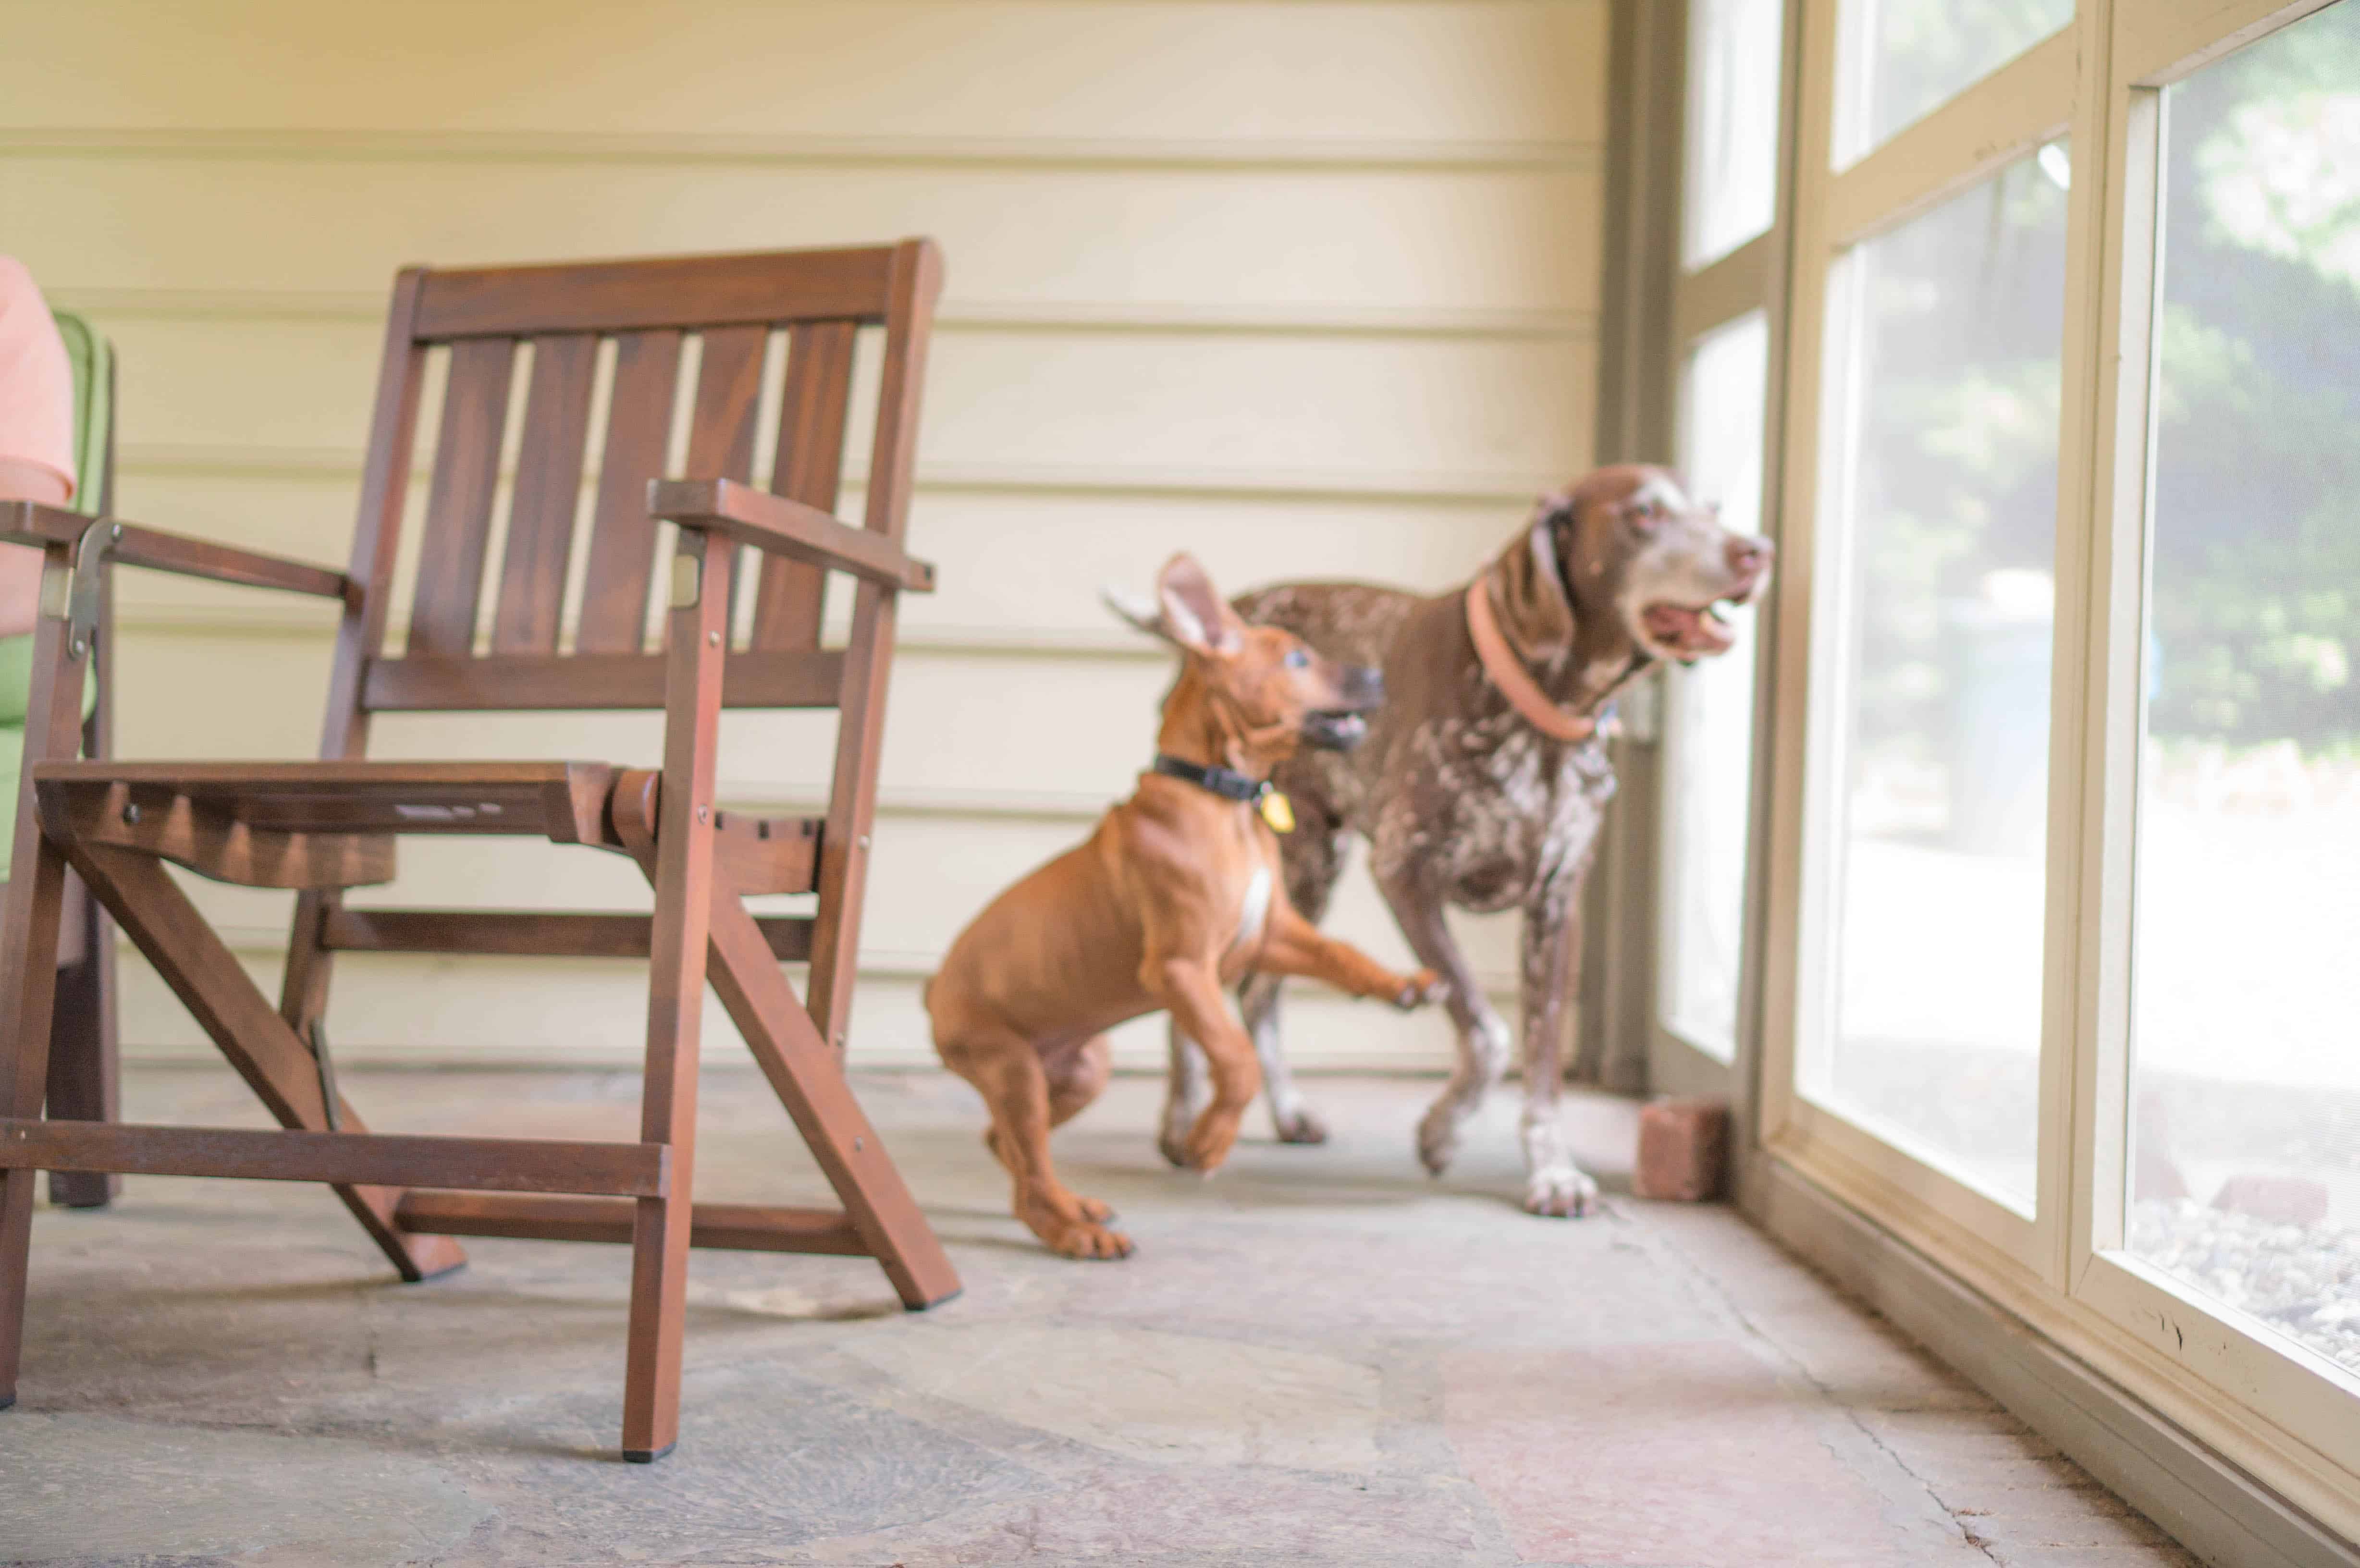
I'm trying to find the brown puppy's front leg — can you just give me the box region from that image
[1152,958,1262,1173]
[1257,901,1442,1008]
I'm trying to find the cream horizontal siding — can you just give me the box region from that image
[11,0,1600,1071]
[3,3,1605,147]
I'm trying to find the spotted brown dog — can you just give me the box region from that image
[929,553,1441,1258]
[1159,465,1772,1215]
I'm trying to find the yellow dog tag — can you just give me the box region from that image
[1258,789,1296,834]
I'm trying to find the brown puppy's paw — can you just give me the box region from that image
[1045,1219,1135,1260]
[1393,969,1446,1011]
[1273,1106,1329,1144]
[1182,1105,1245,1173]
[1073,1193,1117,1223]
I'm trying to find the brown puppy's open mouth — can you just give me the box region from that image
[1302,710,1370,751]
[1641,600,1741,662]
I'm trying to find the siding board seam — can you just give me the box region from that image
[51,289,1599,343]
[115,446,1573,505]
[2,126,1604,173]
[150,929,1526,997]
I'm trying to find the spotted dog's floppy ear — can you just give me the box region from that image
[1482,490,1579,668]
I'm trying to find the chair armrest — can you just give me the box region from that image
[647,478,936,594]
[0,501,352,602]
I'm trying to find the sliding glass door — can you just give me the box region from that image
[1703,0,2360,1534]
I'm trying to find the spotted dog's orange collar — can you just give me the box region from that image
[1464,580,1599,744]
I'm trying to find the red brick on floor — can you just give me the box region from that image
[1443,1343,1920,1567]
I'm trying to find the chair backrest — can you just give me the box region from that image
[326,242,939,736]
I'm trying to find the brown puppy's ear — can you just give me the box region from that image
[1153,552,1240,658]
[1484,492,1578,666]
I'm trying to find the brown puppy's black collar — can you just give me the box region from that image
[1150,753,1270,806]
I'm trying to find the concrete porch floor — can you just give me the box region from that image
[1,1066,2192,1568]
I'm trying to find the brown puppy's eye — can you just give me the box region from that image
[1283,647,1309,670]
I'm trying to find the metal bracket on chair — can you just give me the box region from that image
[50,520,121,662]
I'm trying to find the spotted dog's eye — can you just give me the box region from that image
[1283,647,1309,669]
[1626,498,1664,530]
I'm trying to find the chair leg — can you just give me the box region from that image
[44,876,118,1210]
[707,892,959,1309]
[61,843,465,1282]
[621,532,728,1465]
[0,832,76,1408]
[620,883,708,1463]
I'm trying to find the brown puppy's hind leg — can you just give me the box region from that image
[1045,1034,1116,1221]
[942,1023,1132,1259]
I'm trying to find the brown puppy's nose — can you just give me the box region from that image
[1725,535,1773,577]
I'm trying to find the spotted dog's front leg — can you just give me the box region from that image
[1518,860,1598,1217]
[1241,973,1325,1144]
[1372,858,1506,1176]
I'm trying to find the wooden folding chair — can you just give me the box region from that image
[0,242,960,1462]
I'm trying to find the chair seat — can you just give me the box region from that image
[31,760,824,895]
[33,760,617,841]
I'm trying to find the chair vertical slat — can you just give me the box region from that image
[749,320,857,650]
[679,325,768,645]
[492,334,599,653]
[684,325,767,481]
[576,331,684,653]
[406,337,517,658]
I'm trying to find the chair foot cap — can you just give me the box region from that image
[622,1443,675,1464]
[905,1285,963,1312]
[406,1260,468,1284]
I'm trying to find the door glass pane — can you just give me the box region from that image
[1810,147,2069,1210]
[1684,0,1784,268]
[1832,0,2072,167]
[2128,0,2360,1379]
[1663,311,1770,1059]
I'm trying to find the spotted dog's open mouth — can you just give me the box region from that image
[1301,710,1370,751]
[1640,595,1745,662]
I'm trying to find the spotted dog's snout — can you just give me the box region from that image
[1337,663,1385,710]
[1724,534,1773,591]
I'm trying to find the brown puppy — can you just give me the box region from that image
[1161,465,1772,1215]
[928,553,1441,1259]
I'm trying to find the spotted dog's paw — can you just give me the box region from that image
[1272,1105,1330,1145]
[1416,1102,1463,1176]
[1523,1165,1601,1218]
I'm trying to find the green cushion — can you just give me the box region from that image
[3,313,113,881]
[51,310,112,514]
